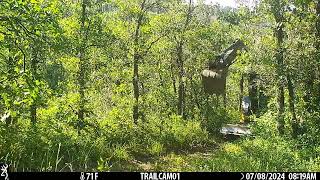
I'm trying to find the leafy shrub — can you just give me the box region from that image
[160,115,209,150]
[204,107,235,135]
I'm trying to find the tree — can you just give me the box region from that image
[315,0,320,111]
[111,0,167,123]
[132,0,147,123]
[77,0,89,129]
[270,0,286,135]
[0,0,60,125]
[58,0,111,131]
[171,0,195,118]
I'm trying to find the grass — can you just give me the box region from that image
[1,109,320,172]
[125,137,320,172]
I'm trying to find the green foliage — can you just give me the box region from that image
[159,115,209,150]
[199,137,305,171]
[251,111,279,138]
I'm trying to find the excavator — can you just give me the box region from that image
[201,39,252,137]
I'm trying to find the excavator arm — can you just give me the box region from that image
[203,39,246,95]
[209,39,246,70]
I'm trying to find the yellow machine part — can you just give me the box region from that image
[240,113,245,123]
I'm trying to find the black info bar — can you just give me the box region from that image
[0,172,319,180]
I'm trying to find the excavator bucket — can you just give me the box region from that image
[220,124,252,136]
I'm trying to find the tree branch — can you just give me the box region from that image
[15,44,26,73]
[141,35,164,57]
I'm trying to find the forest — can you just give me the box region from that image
[0,0,320,172]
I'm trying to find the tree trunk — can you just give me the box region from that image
[189,75,201,112]
[277,83,285,135]
[315,0,320,110]
[78,0,88,130]
[177,41,185,118]
[176,0,193,119]
[248,71,258,114]
[30,48,38,125]
[276,31,285,135]
[170,63,177,94]
[239,74,244,111]
[133,53,140,123]
[287,73,298,138]
[132,0,146,123]
[273,1,285,135]
[78,52,85,125]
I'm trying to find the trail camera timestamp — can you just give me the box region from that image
[243,173,317,180]
[243,173,286,180]
[288,173,317,180]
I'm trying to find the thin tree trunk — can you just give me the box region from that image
[170,63,177,94]
[223,92,226,108]
[176,0,193,119]
[239,74,244,111]
[248,71,258,114]
[177,41,185,118]
[30,48,38,125]
[78,0,88,130]
[315,0,320,110]
[132,0,146,123]
[287,73,298,138]
[276,40,285,135]
[277,84,285,135]
[273,0,285,135]
[133,54,140,123]
[189,75,201,112]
